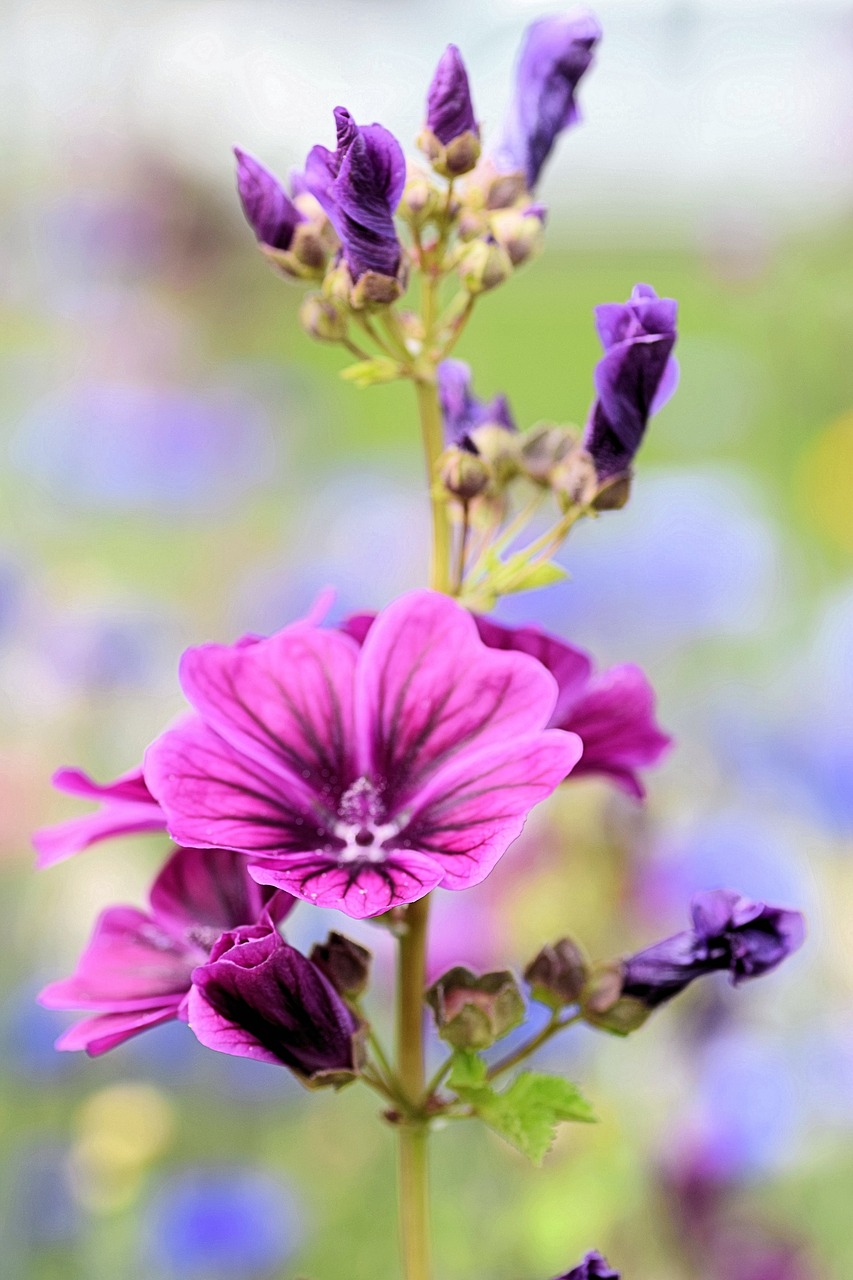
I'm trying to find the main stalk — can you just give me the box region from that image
[396,893,431,1280]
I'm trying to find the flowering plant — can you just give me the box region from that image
[35,13,804,1280]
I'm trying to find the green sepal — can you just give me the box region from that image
[340,357,402,388]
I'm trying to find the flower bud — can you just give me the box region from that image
[484,170,527,211]
[426,965,525,1050]
[591,473,633,511]
[549,446,599,507]
[524,938,588,1009]
[299,293,349,343]
[420,129,482,180]
[468,423,520,486]
[490,206,545,267]
[458,239,513,295]
[421,45,481,178]
[350,269,405,310]
[440,446,492,501]
[518,424,577,484]
[580,962,650,1037]
[310,932,371,999]
[400,174,440,225]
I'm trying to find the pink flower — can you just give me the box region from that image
[343,612,671,800]
[33,765,165,868]
[39,845,294,1055]
[145,591,581,919]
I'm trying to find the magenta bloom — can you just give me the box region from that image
[188,919,362,1084]
[39,846,293,1055]
[343,611,670,799]
[145,591,581,919]
[33,764,165,869]
[622,889,806,1010]
[555,1252,620,1280]
[305,107,405,282]
[583,283,679,484]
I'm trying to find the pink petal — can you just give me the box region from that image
[473,616,593,727]
[178,625,358,800]
[149,845,295,940]
[33,766,165,869]
[38,906,196,1011]
[55,1004,183,1056]
[249,851,444,919]
[356,591,560,808]
[563,663,671,797]
[185,984,283,1067]
[399,730,583,891]
[145,717,329,856]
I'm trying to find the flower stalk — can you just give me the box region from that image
[396,894,432,1280]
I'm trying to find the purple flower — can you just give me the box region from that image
[33,764,165,868]
[187,918,362,1084]
[305,107,405,284]
[427,45,477,145]
[438,359,516,450]
[582,284,679,485]
[555,1251,620,1279]
[234,148,305,252]
[145,590,581,919]
[495,13,602,190]
[622,889,805,1011]
[39,846,293,1055]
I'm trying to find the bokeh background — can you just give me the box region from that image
[2,1,852,1277]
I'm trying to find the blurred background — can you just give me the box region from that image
[2,1,852,1277]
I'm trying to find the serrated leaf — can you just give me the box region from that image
[447,1049,488,1093]
[340,357,401,388]
[472,1071,596,1165]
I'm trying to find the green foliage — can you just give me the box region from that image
[447,1052,596,1164]
[340,357,402,387]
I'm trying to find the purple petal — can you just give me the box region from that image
[356,591,561,810]
[149,845,295,942]
[55,1005,184,1056]
[144,717,330,857]
[233,148,304,251]
[39,906,196,1011]
[34,765,164,868]
[399,730,582,891]
[437,360,516,448]
[426,45,478,145]
[177,625,359,801]
[472,616,592,727]
[555,1250,621,1280]
[188,921,360,1079]
[249,850,444,920]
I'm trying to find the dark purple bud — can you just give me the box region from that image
[438,359,516,450]
[426,965,525,1050]
[309,931,371,999]
[582,283,678,486]
[188,919,363,1087]
[305,107,406,285]
[440,446,492,501]
[525,937,588,1009]
[234,148,305,252]
[495,13,602,190]
[427,45,478,146]
[621,889,805,1012]
[554,1250,620,1279]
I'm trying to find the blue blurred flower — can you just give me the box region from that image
[142,1166,302,1278]
[1,985,81,1080]
[7,1142,82,1248]
[13,381,276,515]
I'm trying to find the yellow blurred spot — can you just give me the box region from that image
[69,1083,176,1211]
[797,412,853,552]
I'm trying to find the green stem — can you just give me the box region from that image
[486,1011,582,1081]
[396,895,431,1280]
[415,376,452,594]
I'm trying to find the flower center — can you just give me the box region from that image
[333,776,400,863]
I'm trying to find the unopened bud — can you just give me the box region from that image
[426,966,525,1050]
[592,472,633,511]
[458,239,513,295]
[525,938,588,1009]
[440,446,491,501]
[580,962,650,1036]
[468,423,520,486]
[299,294,349,342]
[310,932,371,999]
[519,424,578,485]
[550,447,599,507]
[400,175,439,225]
[350,269,405,310]
[485,171,527,211]
[290,222,330,273]
[490,208,545,267]
[419,128,481,179]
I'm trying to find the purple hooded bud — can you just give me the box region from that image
[438,359,516,451]
[234,148,305,252]
[582,283,678,486]
[555,1251,620,1279]
[621,889,805,1012]
[188,919,363,1087]
[305,107,406,287]
[427,45,478,145]
[309,932,371,999]
[525,937,588,1009]
[495,12,602,190]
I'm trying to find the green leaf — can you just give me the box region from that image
[339,357,401,388]
[493,553,568,596]
[479,1072,596,1163]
